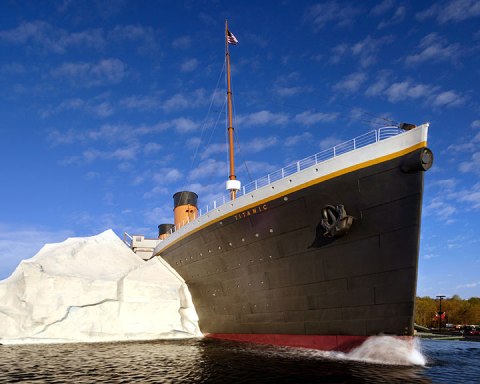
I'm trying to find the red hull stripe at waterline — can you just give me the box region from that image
[205,333,414,352]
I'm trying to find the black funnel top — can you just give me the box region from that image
[158,223,175,236]
[173,191,198,208]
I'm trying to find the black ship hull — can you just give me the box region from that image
[156,129,431,351]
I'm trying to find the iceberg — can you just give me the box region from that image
[0,229,201,344]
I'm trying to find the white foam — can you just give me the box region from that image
[343,336,426,366]
[0,229,202,345]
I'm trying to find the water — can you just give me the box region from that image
[0,337,478,383]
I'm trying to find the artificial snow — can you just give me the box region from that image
[0,229,201,344]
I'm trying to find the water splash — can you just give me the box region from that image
[342,336,426,366]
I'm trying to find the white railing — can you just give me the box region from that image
[123,232,133,247]
[166,126,404,235]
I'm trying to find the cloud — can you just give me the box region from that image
[416,0,480,24]
[305,1,360,31]
[50,59,126,87]
[0,21,105,53]
[119,94,162,111]
[405,33,461,66]
[365,74,466,108]
[384,81,434,102]
[370,0,395,16]
[144,142,162,155]
[331,36,394,67]
[61,144,140,165]
[318,136,342,151]
[188,159,226,180]
[424,197,457,219]
[273,72,311,96]
[236,110,289,127]
[243,136,279,153]
[172,36,191,49]
[460,153,480,174]
[201,142,227,160]
[284,132,313,147]
[432,90,465,107]
[333,72,367,94]
[172,117,199,133]
[472,120,480,129]
[377,6,406,29]
[161,89,208,113]
[275,86,310,97]
[456,182,480,208]
[294,111,338,126]
[41,97,115,118]
[181,58,199,72]
[108,25,156,51]
[153,168,183,183]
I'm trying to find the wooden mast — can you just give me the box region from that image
[225,20,239,200]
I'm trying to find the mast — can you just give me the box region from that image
[225,20,240,200]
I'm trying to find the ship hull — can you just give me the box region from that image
[157,135,429,351]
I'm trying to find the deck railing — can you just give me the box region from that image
[167,126,404,235]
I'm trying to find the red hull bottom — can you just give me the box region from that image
[205,333,412,353]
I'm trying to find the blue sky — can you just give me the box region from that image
[0,1,479,298]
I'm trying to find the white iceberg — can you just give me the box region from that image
[0,229,201,344]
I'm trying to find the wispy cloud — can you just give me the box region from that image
[284,132,313,147]
[319,136,342,151]
[330,36,394,67]
[305,1,360,31]
[161,89,208,113]
[172,36,191,49]
[243,136,279,153]
[50,58,127,87]
[181,58,199,72]
[365,74,466,107]
[0,21,105,53]
[333,72,367,94]
[370,0,395,16]
[377,6,407,29]
[294,111,338,126]
[119,94,162,111]
[405,33,461,66]
[236,110,289,127]
[456,281,480,289]
[188,158,226,180]
[416,0,480,24]
[108,24,157,52]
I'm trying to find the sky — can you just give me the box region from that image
[0,0,479,298]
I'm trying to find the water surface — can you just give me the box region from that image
[1,338,478,383]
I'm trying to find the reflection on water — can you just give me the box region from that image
[0,337,478,383]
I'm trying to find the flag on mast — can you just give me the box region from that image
[227,30,238,45]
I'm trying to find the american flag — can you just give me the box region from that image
[227,30,238,45]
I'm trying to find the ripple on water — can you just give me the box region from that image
[0,337,478,383]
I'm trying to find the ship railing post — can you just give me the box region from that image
[281,168,284,178]
[255,180,258,190]
[315,154,318,164]
[214,200,217,209]
[243,186,246,195]
[206,205,209,213]
[297,161,300,172]
[267,174,270,185]
[199,208,202,216]
[353,138,356,150]
[333,146,336,157]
